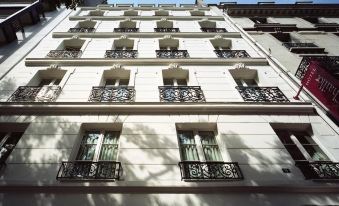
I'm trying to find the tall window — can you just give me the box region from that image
[163,78,187,86]
[105,78,129,86]
[234,78,257,87]
[178,130,222,162]
[76,131,120,162]
[0,132,25,164]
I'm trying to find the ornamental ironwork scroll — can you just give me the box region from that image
[56,161,122,180]
[159,86,205,102]
[7,86,61,102]
[295,161,339,180]
[46,50,82,58]
[105,50,138,58]
[282,42,317,49]
[88,86,135,102]
[214,50,250,58]
[201,28,227,32]
[156,50,189,58]
[236,86,290,102]
[154,28,180,32]
[68,28,95,33]
[295,56,339,80]
[114,28,139,32]
[178,161,243,180]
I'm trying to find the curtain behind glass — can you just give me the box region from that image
[99,131,120,161]
[76,131,100,161]
[199,131,222,161]
[178,131,199,161]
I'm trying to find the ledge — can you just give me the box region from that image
[79,6,211,11]
[25,58,268,66]
[0,102,314,115]
[69,16,225,21]
[52,32,242,38]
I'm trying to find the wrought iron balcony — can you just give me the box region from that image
[105,50,138,58]
[296,56,339,80]
[114,28,139,32]
[200,28,228,32]
[56,161,122,181]
[46,50,82,58]
[88,86,135,102]
[214,50,250,58]
[282,42,325,54]
[7,86,61,102]
[296,161,339,180]
[68,28,95,33]
[156,50,189,58]
[236,86,290,103]
[154,28,180,32]
[282,42,318,49]
[178,161,243,181]
[159,86,205,102]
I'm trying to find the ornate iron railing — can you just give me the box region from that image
[56,161,122,181]
[159,86,205,102]
[68,28,95,33]
[156,50,189,58]
[46,50,82,58]
[214,50,250,58]
[105,50,138,58]
[178,161,243,181]
[114,28,139,32]
[295,56,339,80]
[236,86,290,103]
[88,86,135,102]
[282,42,318,49]
[154,28,180,32]
[295,161,339,180]
[7,86,61,102]
[201,28,228,32]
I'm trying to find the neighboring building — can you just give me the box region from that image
[0,3,338,206]
[220,2,339,124]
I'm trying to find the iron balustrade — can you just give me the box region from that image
[236,86,290,103]
[56,161,122,181]
[114,28,139,32]
[68,28,95,33]
[295,161,339,180]
[214,50,250,58]
[178,161,243,181]
[200,28,228,32]
[88,86,135,102]
[156,50,189,58]
[296,56,339,80]
[105,50,138,58]
[282,42,318,49]
[7,86,61,102]
[158,86,205,102]
[46,50,82,58]
[154,28,180,32]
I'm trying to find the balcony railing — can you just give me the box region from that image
[46,50,82,58]
[159,86,205,102]
[56,161,122,181]
[282,42,318,49]
[178,161,243,181]
[296,56,339,80]
[154,28,180,32]
[201,28,227,32]
[156,50,189,58]
[296,161,339,180]
[68,28,95,33]
[236,86,290,103]
[105,50,138,58]
[7,86,61,102]
[214,50,250,58]
[88,86,135,102]
[114,28,139,32]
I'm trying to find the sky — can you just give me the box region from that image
[108,0,339,5]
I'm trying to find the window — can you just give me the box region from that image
[234,78,258,87]
[76,131,120,162]
[163,78,187,86]
[38,78,61,87]
[105,78,129,86]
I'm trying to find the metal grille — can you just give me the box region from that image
[236,86,290,102]
[46,50,82,58]
[296,161,339,180]
[201,28,228,32]
[154,28,180,32]
[57,161,122,181]
[88,86,135,102]
[178,161,243,180]
[114,28,139,32]
[295,56,339,80]
[282,42,317,49]
[68,28,95,33]
[156,50,189,58]
[159,86,205,102]
[214,50,250,58]
[7,86,61,102]
[105,50,138,58]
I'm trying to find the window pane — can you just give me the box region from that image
[38,79,53,87]
[105,79,116,86]
[234,79,243,86]
[83,132,100,144]
[99,145,118,160]
[285,145,306,161]
[178,131,194,144]
[176,79,187,86]
[200,131,222,161]
[178,131,199,161]
[243,79,257,86]
[275,130,294,144]
[119,79,129,86]
[54,79,61,85]
[303,145,330,161]
[163,78,174,86]
[77,145,96,160]
[0,132,23,162]
[294,132,316,144]
[103,131,120,144]
[199,131,216,145]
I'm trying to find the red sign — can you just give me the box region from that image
[301,61,339,122]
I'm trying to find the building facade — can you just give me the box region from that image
[0,3,338,206]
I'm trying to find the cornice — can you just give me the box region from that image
[52,32,242,38]
[25,58,268,67]
[0,102,314,115]
[69,16,225,21]
[79,7,211,11]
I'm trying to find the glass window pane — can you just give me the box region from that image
[103,131,120,144]
[54,79,61,85]
[105,79,116,86]
[303,145,330,161]
[200,131,222,161]
[178,131,194,144]
[177,131,199,161]
[77,145,96,160]
[83,132,100,144]
[163,78,174,86]
[234,79,243,86]
[294,132,316,144]
[39,79,53,87]
[275,130,294,144]
[99,145,118,160]
[199,131,216,145]
[243,79,257,86]
[119,79,129,86]
[285,145,306,161]
[176,79,187,86]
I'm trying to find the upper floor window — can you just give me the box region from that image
[47,38,85,58]
[210,36,250,58]
[124,9,138,16]
[250,17,268,24]
[115,19,138,32]
[154,9,169,16]
[189,9,205,16]
[68,20,97,33]
[199,20,227,33]
[88,10,104,16]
